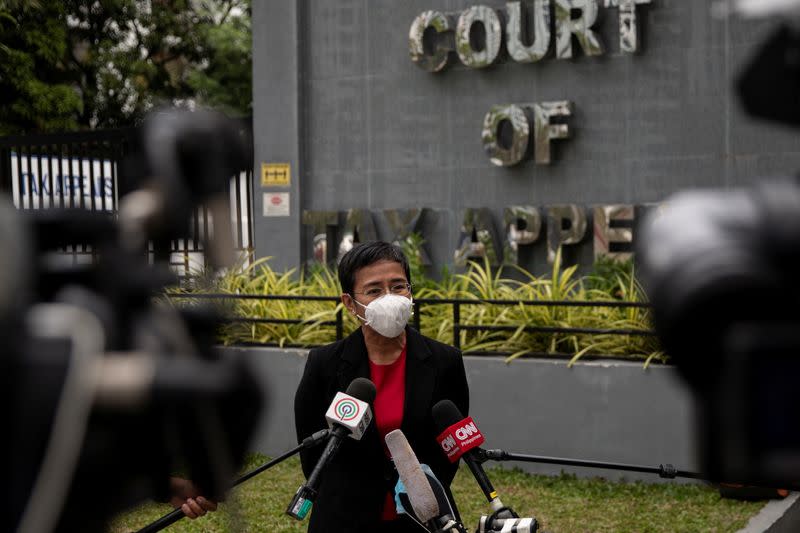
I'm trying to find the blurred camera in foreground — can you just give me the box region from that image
[639,178,800,486]
[638,13,800,488]
[2,108,263,533]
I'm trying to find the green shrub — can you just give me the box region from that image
[170,244,664,365]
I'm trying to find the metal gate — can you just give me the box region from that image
[0,126,254,276]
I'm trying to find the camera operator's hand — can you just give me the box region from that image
[168,477,218,519]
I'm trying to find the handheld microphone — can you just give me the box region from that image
[433,400,528,529]
[385,429,439,523]
[385,429,468,533]
[286,377,376,520]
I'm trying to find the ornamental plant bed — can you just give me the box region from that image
[168,241,663,366]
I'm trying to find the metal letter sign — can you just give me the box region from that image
[482,104,530,167]
[604,0,651,53]
[408,1,653,169]
[409,11,453,72]
[534,101,573,164]
[301,205,655,267]
[455,6,503,68]
[503,206,542,264]
[546,205,587,263]
[381,209,431,265]
[338,209,378,261]
[454,208,501,266]
[505,0,552,63]
[411,1,649,67]
[593,205,634,261]
[482,102,572,166]
[554,0,604,59]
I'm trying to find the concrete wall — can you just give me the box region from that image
[251,0,304,271]
[229,346,697,482]
[252,1,800,274]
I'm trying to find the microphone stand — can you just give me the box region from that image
[475,448,705,480]
[477,448,800,492]
[133,429,330,533]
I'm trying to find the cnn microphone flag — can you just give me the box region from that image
[435,416,485,462]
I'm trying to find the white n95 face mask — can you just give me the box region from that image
[353,293,413,338]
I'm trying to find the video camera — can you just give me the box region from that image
[639,17,800,487]
[2,109,263,533]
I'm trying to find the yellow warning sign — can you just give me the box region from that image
[261,162,291,187]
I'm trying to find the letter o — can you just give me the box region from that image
[482,104,530,167]
[456,5,502,68]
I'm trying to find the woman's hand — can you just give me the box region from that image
[168,477,218,519]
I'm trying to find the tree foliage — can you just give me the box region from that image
[0,0,251,134]
[185,1,252,115]
[0,1,82,134]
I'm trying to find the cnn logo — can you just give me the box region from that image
[455,422,479,441]
[440,434,457,453]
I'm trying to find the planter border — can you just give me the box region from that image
[223,347,697,483]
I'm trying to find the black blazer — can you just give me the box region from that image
[294,326,470,533]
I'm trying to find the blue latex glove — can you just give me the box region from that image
[394,463,436,515]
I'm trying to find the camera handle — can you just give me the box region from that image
[134,429,331,533]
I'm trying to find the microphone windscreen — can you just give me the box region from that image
[385,429,439,522]
[432,399,464,432]
[346,377,376,405]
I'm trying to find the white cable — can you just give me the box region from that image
[16,304,105,533]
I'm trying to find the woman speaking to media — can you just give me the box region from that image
[294,241,470,532]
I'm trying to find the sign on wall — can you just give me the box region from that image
[10,153,115,210]
[303,204,654,267]
[263,192,290,217]
[409,0,652,167]
[261,162,291,187]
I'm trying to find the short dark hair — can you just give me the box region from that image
[337,241,411,295]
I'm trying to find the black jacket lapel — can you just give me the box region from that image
[336,327,370,392]
[335,327,383,471]
[402,327,435,437]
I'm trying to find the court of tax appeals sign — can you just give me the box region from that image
[409,0,651,167]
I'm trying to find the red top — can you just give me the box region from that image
[369,345,407,521]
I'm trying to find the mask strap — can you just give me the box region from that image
[350,295,370,324]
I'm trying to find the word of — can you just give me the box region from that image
[483,101,572,166]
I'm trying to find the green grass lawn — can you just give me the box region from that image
[110,455,765,533]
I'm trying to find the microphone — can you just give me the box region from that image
[323,378,375,440]
[286,377,376,520]
[385,429,468,533]
[385,429,438,523]
[432,400,527,529]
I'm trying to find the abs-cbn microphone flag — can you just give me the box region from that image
[324,391,373,440]
[435,416,485,462]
